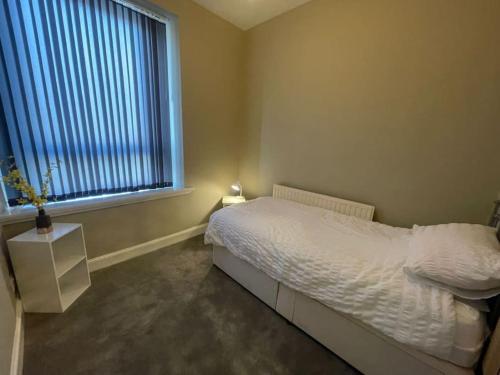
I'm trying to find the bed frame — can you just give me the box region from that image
[212,184,499,375]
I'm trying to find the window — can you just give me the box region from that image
[0,0,183,213]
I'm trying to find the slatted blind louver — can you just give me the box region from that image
[0,0,173,206]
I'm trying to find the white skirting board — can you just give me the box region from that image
[10,298,24,375]
[88,223,208,272]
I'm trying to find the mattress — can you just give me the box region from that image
[205,197,488,367]
[451,301,488,367]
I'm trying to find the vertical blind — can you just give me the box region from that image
[0,0,173,206]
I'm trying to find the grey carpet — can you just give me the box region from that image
[24,235,360,375]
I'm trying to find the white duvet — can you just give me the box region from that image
[205,197,457,361]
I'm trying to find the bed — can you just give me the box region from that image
[205,185,499,375]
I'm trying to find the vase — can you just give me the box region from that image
[36,209,53,234]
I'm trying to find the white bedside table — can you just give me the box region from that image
[8,223,91,313]
[222,196,246,207]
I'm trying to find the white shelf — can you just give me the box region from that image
[8,223,81,243]
[7,223,91,313]
[60,260,90,311]
[61,282,90,311]
[222,195,246,207]
[53,225,86,278]
[55,255,86,278]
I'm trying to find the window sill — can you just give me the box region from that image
[0,187,194,225]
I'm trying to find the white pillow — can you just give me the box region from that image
[404,223,500,299]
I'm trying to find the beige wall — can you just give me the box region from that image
[0,226,17,375]
[3,0,244,258]
[2,0,497,368]
[240,0,500,227]
[3,0,500,255]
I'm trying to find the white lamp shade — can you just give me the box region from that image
[231,182,242,196]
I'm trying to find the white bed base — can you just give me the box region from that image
[213,245,472,375]
[212,185,474,375]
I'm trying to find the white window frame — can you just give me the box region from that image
[0,0,187,223]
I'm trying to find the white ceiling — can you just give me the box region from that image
[192,0,314,30]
